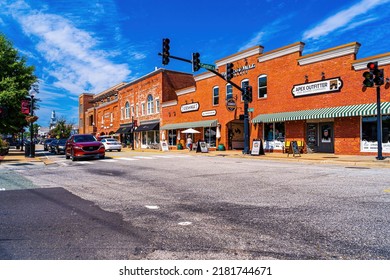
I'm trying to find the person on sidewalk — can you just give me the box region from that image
[186,135,193,151]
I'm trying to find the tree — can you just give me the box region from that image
[50,118,74,139]
[0,33,37,134]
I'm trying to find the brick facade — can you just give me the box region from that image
[79,41,390,155]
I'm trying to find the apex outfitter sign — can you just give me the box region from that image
[292,77,343,97]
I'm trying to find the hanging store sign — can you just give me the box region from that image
[181,102,199,113]
[226,99,237,112]
[291,77,343,97]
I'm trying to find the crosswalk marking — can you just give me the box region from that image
[118,157,139,161]
[133,156,154,160]
[100,159,118,162]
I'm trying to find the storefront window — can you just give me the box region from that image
[168,129,177,146]
[142,131,147,145]
[204,127,217,147]
[264,122,285,150]
[362,115,390,152]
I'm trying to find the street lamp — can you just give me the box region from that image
[28,85,38,158]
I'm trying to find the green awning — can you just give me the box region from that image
[252,102,390,123]
[161,119,218,130]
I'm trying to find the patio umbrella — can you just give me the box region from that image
[181,128,200,134]
[216,126,221,139]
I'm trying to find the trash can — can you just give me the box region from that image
[24,143,35,157]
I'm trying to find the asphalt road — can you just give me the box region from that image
[1,150,390,260]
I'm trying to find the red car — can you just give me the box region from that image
[65,134,105,161]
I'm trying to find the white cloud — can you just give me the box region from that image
[6,0,132,96]
[239,32,265,52]
[303,0,390,40]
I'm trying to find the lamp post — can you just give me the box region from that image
[28,85,38,158]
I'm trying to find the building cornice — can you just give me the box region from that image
[298,42,361,66]
[162,100,178,107]
[176,86,196,96]
[216,45,264,66]
[258,42,305,63]
[352,52,390,70]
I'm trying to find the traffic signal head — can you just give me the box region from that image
[226,63,234,81]
[363,71,374,87]
[374,69,385,86]
[162,38,170,65]
[243,85,253,103]
[192,52,200,72]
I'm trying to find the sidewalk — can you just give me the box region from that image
[1,146,389,168]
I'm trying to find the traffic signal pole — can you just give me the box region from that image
[376,86,384,160]
[363,62,385,160]
[158,38,251,154]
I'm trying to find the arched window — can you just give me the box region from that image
[125,102,130,119]
[213,86,219,106]
[226,84,233,100]
[147,94,154,114]
[258,74,267,98]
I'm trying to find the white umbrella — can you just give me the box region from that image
[181,128,200,134]
[216,126,221,139]
[161,131,166,141]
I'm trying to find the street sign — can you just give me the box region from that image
[200,63,216,71]
[248,108,254,112]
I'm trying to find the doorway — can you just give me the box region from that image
[306,122,334,153]
[318,123,334,153]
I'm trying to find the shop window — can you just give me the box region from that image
[258,74,267,98]
[168,129,177,146]
[362,116,390,152]
[89,115,93,126]
[213,86,219,106]
[147,94,154,114]
[204,127,217,147]
[264,122,285,150]
[125,102,130,119]
[226,84,233,100]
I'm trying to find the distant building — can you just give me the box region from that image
[49,110,57,130]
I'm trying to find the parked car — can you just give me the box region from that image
[100,138,122,152]
[65,134,105,161]
[49,139,59,153]
[55,138,68,155]
[43,139,55,151]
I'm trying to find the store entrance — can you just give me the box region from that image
[318,123,334,153]
[306,122,334,153]
[227,120,244,150]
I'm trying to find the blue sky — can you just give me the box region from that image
[1,0,390,127]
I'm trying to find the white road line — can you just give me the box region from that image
[133,156,154,160]
[76,161,94,164]
[118,157,139,161]
[100,159,118,162]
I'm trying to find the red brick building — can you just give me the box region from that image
[80,41,390,156]
[160,42,390,155]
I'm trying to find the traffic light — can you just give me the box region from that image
[243,86,253,103]
[363,62,385,87]
[192,52,200,72]
[162,38,170,65]
[226,63,234,81]
[362,71,374,87]
[374,69,384,86]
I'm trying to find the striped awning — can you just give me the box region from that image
[161,119,218,130]
[252,102,390,123]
